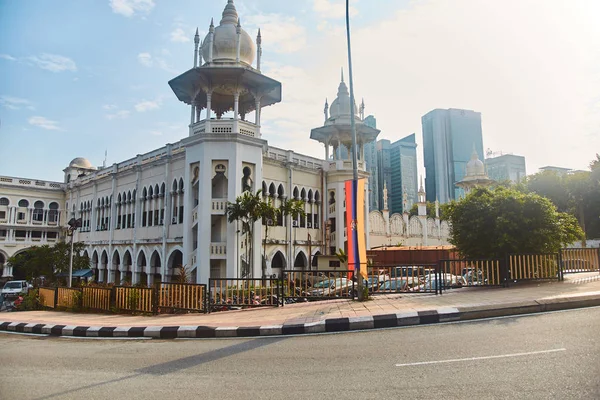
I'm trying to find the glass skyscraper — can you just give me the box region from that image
[422,108,484,203]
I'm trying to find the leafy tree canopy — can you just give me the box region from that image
[7,242,90,281]
[408,201,449,220]
[444,187,584,259]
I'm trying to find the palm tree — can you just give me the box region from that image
[226,199,246,278]
[258,197,280,279]
[280,198,306,268]
[227,190,263,278]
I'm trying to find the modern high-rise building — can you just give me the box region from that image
[374,135,418,214]
[363,115,379,211]
[485,154,526,184]
[422,108,484,203]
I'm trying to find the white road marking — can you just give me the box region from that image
[395,348,566,367]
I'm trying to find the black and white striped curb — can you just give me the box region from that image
[2,295,599,339]
[567,275,600,285]
[0,308,461,339]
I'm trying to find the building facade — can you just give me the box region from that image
[363,115,379,212]
[485,154,526,184]
[0,1,450,283]
[422,108,484,203]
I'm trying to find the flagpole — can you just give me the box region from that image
[346,0,365,300]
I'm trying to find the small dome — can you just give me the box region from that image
[69,157,94,169]
[466,148,485,176]
[201,1,256,66]
[329,80,358,119]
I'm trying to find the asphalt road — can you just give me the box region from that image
[1,308,599,400]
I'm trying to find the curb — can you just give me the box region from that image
[1,294,599,339]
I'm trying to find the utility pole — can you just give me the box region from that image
[346,0,365,300]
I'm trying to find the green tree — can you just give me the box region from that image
[279,198,306,258]
[226,190,263,278]
[258,197,280,278]
[444,186,584,260]
[7,242,89,281]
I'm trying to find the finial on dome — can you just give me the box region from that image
[257,28,261,38]
[221,0,239,25]
[471,143,479,160]
[194,27,199,43]
[209,17,214,31]
[341,67,344,83]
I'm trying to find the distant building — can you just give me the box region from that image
[456,147,494,195]
[485,154,526,184]
[539,166,572,175]
[375,135,418,214]
[422,108,484,203]
[363,115,379,212]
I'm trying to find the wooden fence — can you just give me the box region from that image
[82,287,112,311]
[158,283,206,312]
[56,287,81,308]
[561,248,600,273]
[38,288,56,308]
[114,287,154,313]
[508,254,559,281]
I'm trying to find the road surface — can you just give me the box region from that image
[1,307,599,399]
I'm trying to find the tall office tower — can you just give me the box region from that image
[422,108,484,203]
[363,115,379,211]
[389,134,418,214]
[485,154,526,184]
[374,135,418,214]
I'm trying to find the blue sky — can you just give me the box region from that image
[1,0,600,182]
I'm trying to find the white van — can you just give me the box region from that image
[1,280,32,298]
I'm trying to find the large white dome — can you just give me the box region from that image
[201,1,255,66]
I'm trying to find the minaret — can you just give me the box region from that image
[235,19,242,62]
[208,18,215,63]
[359,98,365,120]
[323,98,329,122]
[256,29,262,72]
[193,28,200,67]
[383,181,391,236]
[168,0,282,283]
[417,177,426,216]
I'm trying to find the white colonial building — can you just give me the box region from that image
[0,0,450,283]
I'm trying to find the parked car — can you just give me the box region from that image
[1,280,32,298]
[378,278,409,293]
[307,278,353,297]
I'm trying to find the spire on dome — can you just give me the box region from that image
[341,67,344,83]
[471,143,479,160]
[194,27,199,43]
[220,0,239,25]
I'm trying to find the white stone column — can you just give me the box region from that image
[233,91,240,134]
[206,91,213,133]
[99,268,105,283]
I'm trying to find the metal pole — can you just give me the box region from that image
[346,0,364,300]
[68,228,74,288]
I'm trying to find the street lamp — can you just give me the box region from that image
[67,217,82,288]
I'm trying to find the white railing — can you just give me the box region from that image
[329,204,335,214]
[0,176,65,190]
[328,160,365,171]
[211,198,227,214]
[210,242,227,258]
[190,119,259,137]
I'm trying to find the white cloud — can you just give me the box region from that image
[170,28,190,43]
[106,110,131,120]
[28,116,60,130]
[27,53,77,72]
[137,51,176,72]
[0,96,34,110]
[102,104,118,110]
[0,54,16,61]
[245,14,307,53]
[137,52,153,67]
[109,0,155,17]
[134,99,160,112]
[149,130,162,136]
[313,0,358,19]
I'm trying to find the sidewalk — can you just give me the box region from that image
[1,273,600,339]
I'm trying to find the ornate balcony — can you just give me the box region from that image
[211,199,227,215]
[210,242,227,259]
[190,118,259,137]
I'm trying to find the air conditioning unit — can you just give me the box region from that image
[266,219,274,226]
[172,217,177,224]
[292,220,299,227]
[307,222,312,228]
[271,274,278,279]
[159,218,164,225]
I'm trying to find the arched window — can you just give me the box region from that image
[33,201,44,222]
[0,198,9,206]
[18,199,29,208]
[48,202,59,224]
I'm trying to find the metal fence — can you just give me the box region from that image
[560,248,600,274]
[508,253,559,281]
[158,282,207,313]
[440,259,503,288]
[366,265,440,294]
[208,278,281,311]
[282,270,355,300]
